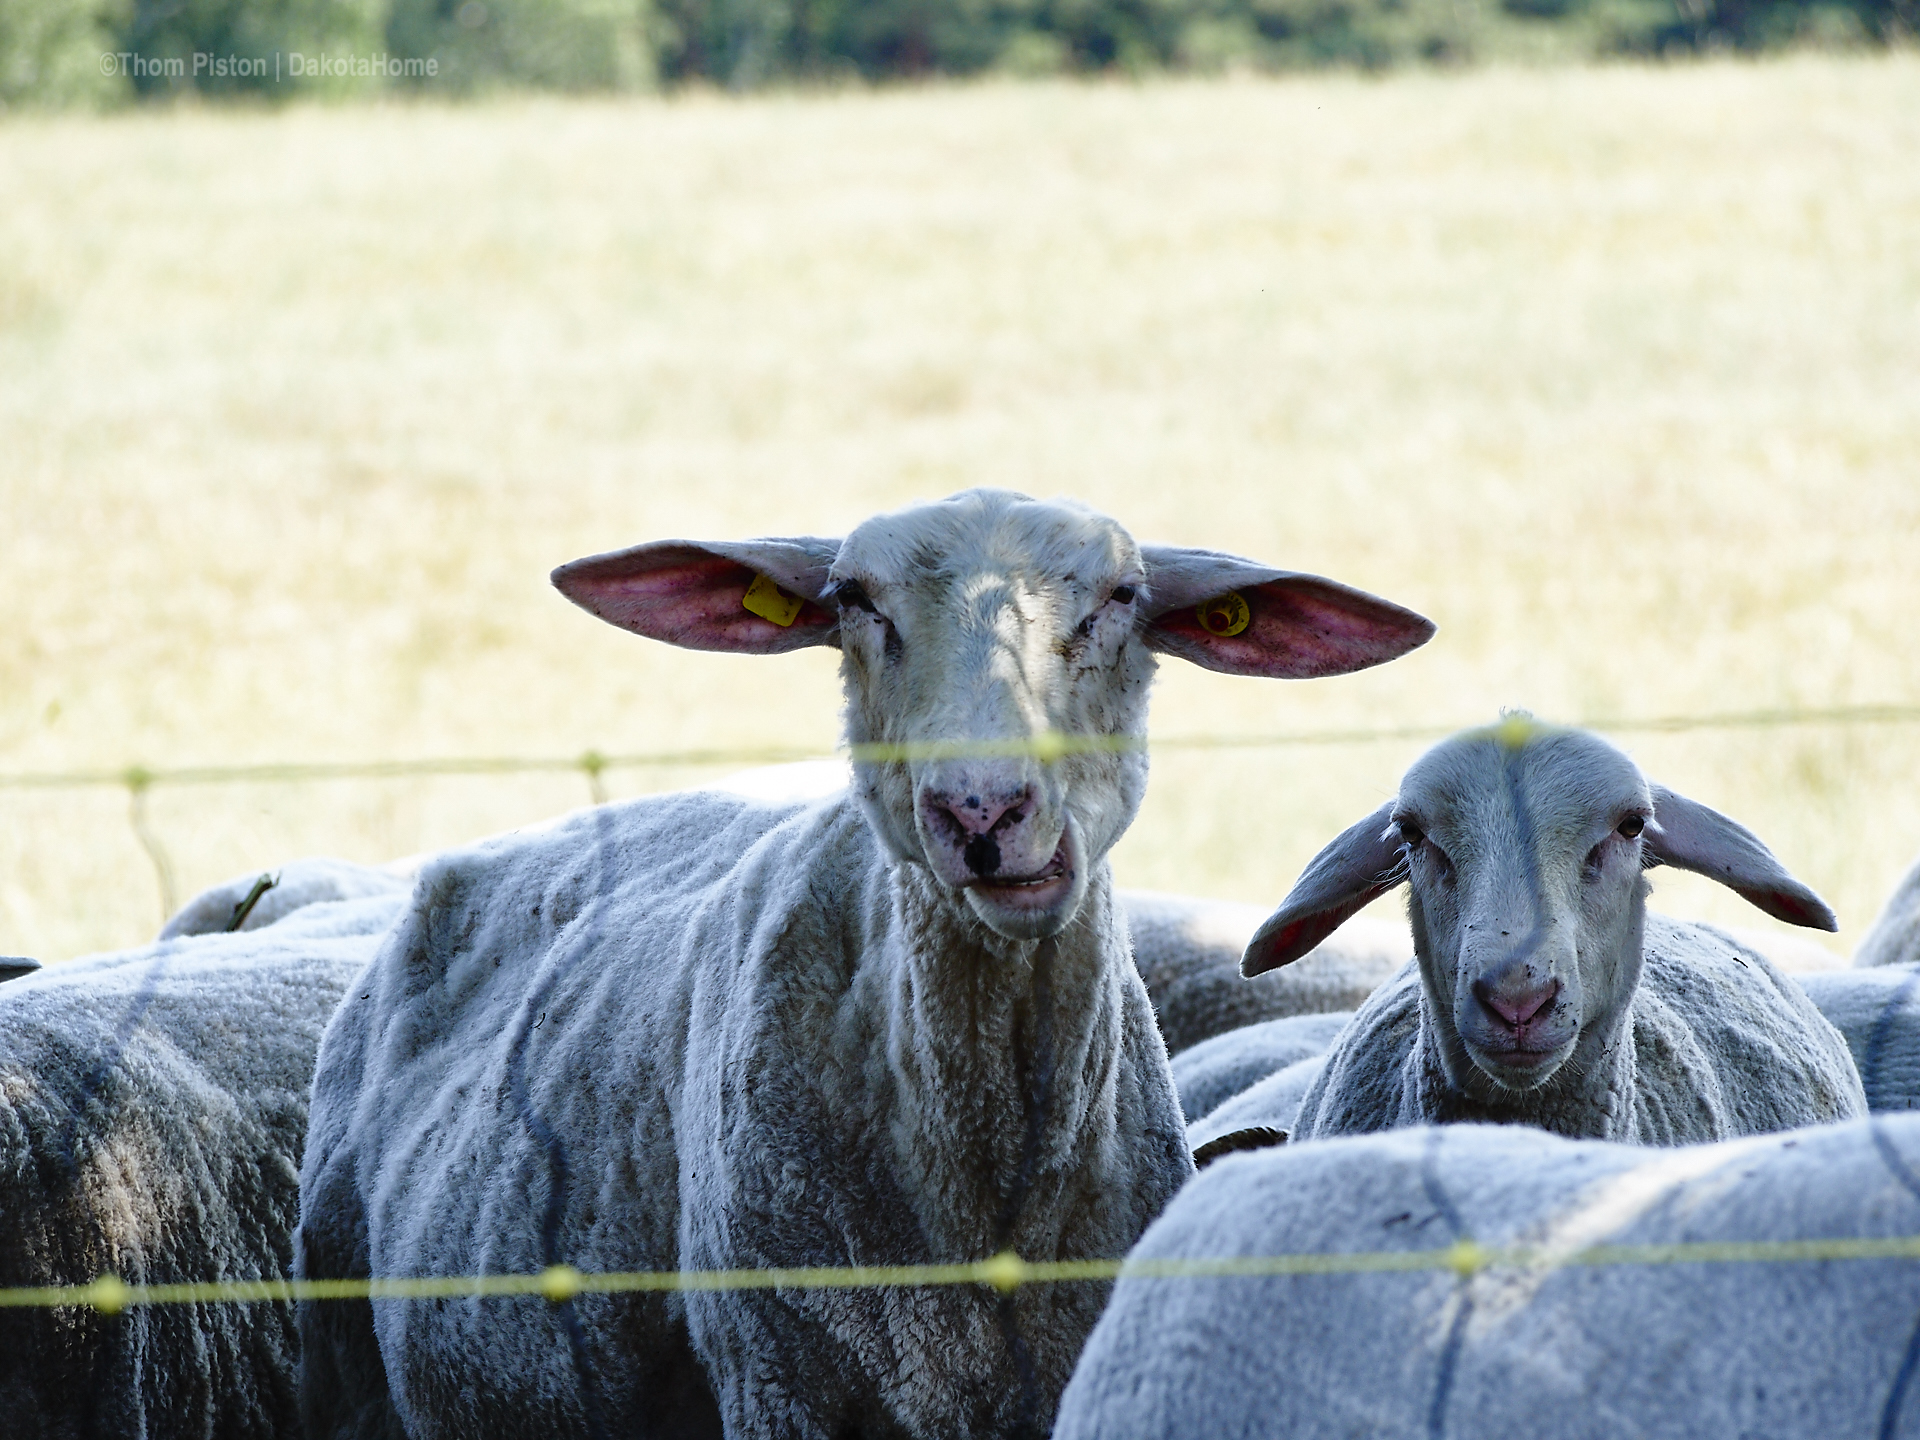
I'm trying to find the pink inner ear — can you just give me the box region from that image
[1243,910,1344,976]
[1152,578,1435,680]
[556,551,835,654]
[1731,881,1842,933]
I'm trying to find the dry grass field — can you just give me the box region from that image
[3,54,1918,963]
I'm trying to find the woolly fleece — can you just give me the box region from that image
[1124,891,1401,1053]
[1167,1012,1349,1123]
[0,896,394,1439]
[298,790,1188,1439]
[1054,1116,1920,1440]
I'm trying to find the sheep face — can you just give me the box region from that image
[1247,716,1838,1107]
[1393,725,1655,1096]
[552,486,1437,943]
[831,492,1153,939]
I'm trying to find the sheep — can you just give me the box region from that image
[0,893,396,1440]
[1167,1012,1350,1123]
[1797,964,1920,1113]
[158,857,412,940]
[1858,851,1920,969]
[295,488,1435,1440]
[1186,1055,1328,1157]
[1052,1115,1920,1440]
[1123,891,1405,1052]
[1249,718,1864,1144]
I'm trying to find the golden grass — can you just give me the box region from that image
[3,55,1918,962]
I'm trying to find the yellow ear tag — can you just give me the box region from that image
[742,573,803,627]
[1195,591,1251,638]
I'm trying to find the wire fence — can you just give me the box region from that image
[6,701,1919,922]
[6,701,1918,793]
[6,699,1920,1438]
[9,1231,1920,1314]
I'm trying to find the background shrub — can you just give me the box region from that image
[384,0,652,92]
[0,0,1909,107]
[1,0,130,104]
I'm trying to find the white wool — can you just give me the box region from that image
[297,489,1436,1438]
[0,896,394,1437]
[1124,890,1404,1053]
[1186,1055,1329,1152]
[302,788,1184,1439]
[158,857,412,939]
[1168,1012,1350,1123]
[1798,963,1920,1113]
[1055,1116,1920,1440]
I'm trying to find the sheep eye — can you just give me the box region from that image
[1396,820,1425,849]
[1618,814,1646,839]
[832,581,877,614]
[1110,584,1137,605]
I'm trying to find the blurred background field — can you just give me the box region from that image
[3,0,1910,106]
[2,54,1918,962]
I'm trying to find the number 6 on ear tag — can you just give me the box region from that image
[742,573,804,627]
[1195,591,1250,638]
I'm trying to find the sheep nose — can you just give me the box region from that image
[1474,977,1560,1029]
[924,787,1033,876]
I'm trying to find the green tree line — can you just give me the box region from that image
[0,0,1910,104]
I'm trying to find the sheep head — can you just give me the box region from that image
[553,489,1434,941]
[1244,720,1837,1096]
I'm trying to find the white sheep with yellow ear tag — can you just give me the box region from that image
[1248,719,1864,1145]
[297,487,1435,1440]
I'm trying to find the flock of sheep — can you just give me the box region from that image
[4,488,1918,1438]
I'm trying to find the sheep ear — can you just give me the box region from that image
[1243,802,1406,975]
[1643,785,1838,932]
[1138,546,1434,680]
[552,538,842,654]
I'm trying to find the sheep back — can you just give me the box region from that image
[1798,964,1920,1112]
[1054,1117,1920,1440]
[0,898,391,1439]
[1123,890,1403,1053]
[1168,1012,1349,1123]
[1186,1055,1328,1153]
[159,859,412,940]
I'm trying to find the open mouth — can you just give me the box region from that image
[964,844,1071,906]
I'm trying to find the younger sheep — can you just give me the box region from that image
[1054,1116,1920,1440]
[0,895,394,1439]
[1251,718,1863,1144]
[297,489,1434,1440]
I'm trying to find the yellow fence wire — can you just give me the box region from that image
[6,700,1920,1316]
[8,1233,1920,1314]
